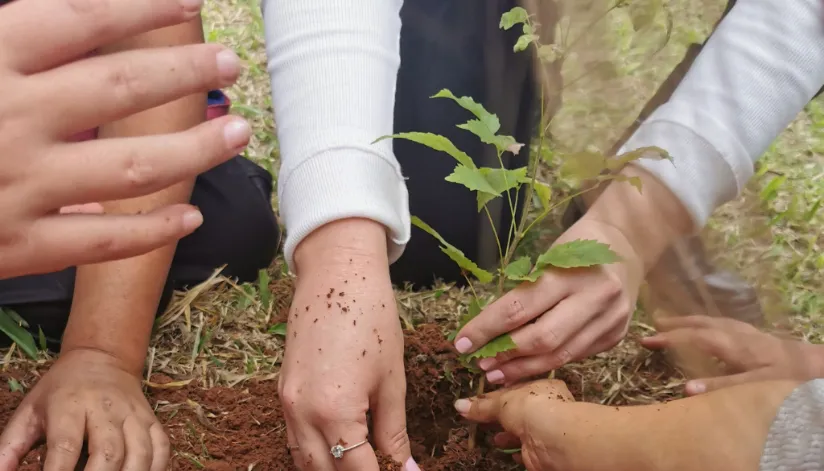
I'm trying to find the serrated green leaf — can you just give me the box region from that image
[607,146,672,171]
[0,309,37,360]
[269,323,287,337]
[456,120,520,155]
[500,6,529,30]
[446,165,499,195]
[412,217,494,284]
[476,167,528,210]
[432,89,501,135]
[504,256,533,280]
[373,132,475,169]
[536,240,621,269]
[464,334,517,360]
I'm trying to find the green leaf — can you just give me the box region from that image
[476,167,527,210]
[514,34,538,52]
[560,151,607,182]
[411,216,494,284]
[446,165,499,195]
[537,44,563,63]
[448,297,490,341]
[38,326,47,351]
[268,323,287,337]
[536,240,621,269]
[608,146,672,171]
[533,181,552,210]
[500,6,529,30]
[7,378,23,393]
[0,309,37,360]
[498,448,522,455]
[431,89,501,135]
[374,132,475,169]
[456,120,521,155]
[3,309,28,328]
[257,269,271,311]
[464,334,517,360]
[504,256,533,280]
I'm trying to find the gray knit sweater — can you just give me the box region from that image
[760,379,824,470]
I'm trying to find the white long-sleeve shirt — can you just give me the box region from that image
[262,0,824,271]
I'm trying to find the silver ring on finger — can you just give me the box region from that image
[330,440,367,459]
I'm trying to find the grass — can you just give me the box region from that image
[0,0,822,463]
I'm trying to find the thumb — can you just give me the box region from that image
[0,406,42,470]
[685,371,760,396]
[454,388,524,433]
[371,376,416,471]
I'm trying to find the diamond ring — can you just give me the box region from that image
[330,440,368,459]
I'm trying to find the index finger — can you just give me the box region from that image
[0,0,203,73]
[0,405,42,470]
[454,277,567,356]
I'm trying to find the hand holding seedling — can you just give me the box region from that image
[454,216,644,386]
[642,315,824,395]
[0,0,250,280]
[278,219,414,471]
[0,349,168,471]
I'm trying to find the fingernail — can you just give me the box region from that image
[455,337,472,354]
[223,118,251,150]
[182,210,203,231]
[216,49,241,83]
[404,457,421,471]
[486,370,505,384]
[179,0,203,14]
[478,358,496,371]
[687,381,706,395]
[454,399,471,414]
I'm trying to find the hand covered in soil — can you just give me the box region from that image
[278,220,416,471]
[454,217,643,385]
[0,349,169,471]
[642,315,824,395]
[454,379,577,470]
[0,0,250,280]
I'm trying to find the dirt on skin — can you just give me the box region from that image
[0,324,676,470]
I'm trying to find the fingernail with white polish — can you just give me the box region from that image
[455,337,472,354]
[486,370,505,384]
[223,118,251,150]
[182,210,203,231]
[404,457,421,471]
[454,399,471,414]
[478,358,496,371]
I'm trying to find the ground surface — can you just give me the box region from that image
[1,0,823,470]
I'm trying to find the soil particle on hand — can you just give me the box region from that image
[376,451,403,470]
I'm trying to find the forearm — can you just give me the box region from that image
[262,0,409,272]
[561,380,801,471]
[617,0,824,230]
[61,19,206,375]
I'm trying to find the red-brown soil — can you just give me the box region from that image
[0,324,677,470]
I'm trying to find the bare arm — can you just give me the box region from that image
[60,18,207,375]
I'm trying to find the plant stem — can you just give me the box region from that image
[466,375,486,450]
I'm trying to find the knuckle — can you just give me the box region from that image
[278,383,302,411]
[379,428,410,456]
[106,63,150,110]
[66,0,114,32]
[53,438,82,455]
[121,150,155,191]
[503,299,528,328]
[535,328,561,352]
[552,348,573,367]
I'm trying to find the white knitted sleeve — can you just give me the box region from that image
[261,0,410,271]
[620,0,824,228]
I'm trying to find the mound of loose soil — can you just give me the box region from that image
[0,324,672,470]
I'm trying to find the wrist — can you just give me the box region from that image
[58,345,143,379]
[293,218,390,276]
[584,165,694,272]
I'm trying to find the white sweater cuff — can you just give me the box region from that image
[262,0,409,271]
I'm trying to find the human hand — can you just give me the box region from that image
[278,219,415,471]
[0,0,250,279]
[0,349,168,471]
[454,379,576,470]
[642,315,824,395]
[453,218,643,385]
